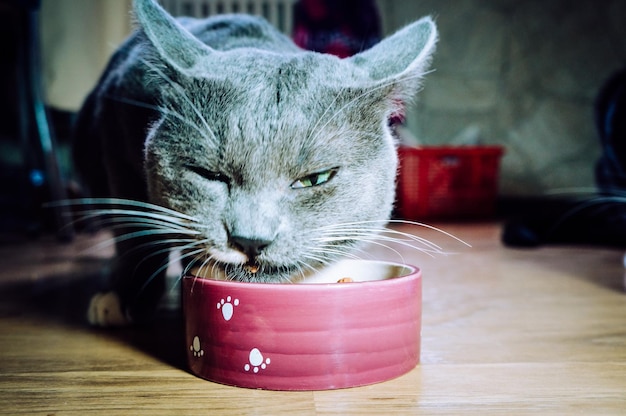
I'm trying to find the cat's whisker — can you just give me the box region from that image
[318,233,440,256]
[309,246,364,261]
[196,257,216,281]
[307,238,373,261]
[321,218,469,247]
[70,210,202,232]
[316,229,445,255]
[97,220,200,236]
[143,237,210,275]
[74,207,199,226]
[301,249,348,267]
[334,244,380,261]
[306,218,468,267]
[275,265,299,283]
[351,238,407,263]
[141,246,209,296]
[298,240,380,279]
[49,198,203,235]
[49,201,204,238]
[74,222,196,248]
[50,197,201,221]
[92,218,201,237]
[293,259,319,280]
[83,228,191,254]
[80,235,195,268]
[201,256,223,281]
[286,261,314,283]
[124,237,201,258]
[181,260,196,280]
[183,256,211,294]
[48,198,209,258]
[316,226,442,252]
[180,253,217,293]
[168,248,209,283]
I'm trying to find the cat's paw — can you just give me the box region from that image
[87,291,131,327]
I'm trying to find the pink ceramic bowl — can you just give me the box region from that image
[183,259,421,391]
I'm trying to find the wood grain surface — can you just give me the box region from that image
[1,223,625,415]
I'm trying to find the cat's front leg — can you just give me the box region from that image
[87,232,169,327]
[87,291,130,327]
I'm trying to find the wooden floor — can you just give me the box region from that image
[1,222,625,415]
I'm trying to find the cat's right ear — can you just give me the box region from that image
[348,16,438,102]
[133,0,213,74]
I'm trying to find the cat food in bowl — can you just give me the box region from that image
[183,259,421,391]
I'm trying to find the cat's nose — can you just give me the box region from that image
[231,236,272,259]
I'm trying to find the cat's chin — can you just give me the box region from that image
[188,260,308,283]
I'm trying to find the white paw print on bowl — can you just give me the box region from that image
[190,336,204,357]
[217,296,239,321]
[244,348,271,373]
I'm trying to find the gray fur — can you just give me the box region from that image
[74,0,437,323]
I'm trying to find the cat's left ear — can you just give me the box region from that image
[348,16,438,100]
[133,0,214,73]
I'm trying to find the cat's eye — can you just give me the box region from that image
[187,165,229,184]
[291,168,338,189]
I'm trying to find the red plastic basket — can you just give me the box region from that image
[395,145,504,220]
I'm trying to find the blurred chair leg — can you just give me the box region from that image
[19,2,74,241]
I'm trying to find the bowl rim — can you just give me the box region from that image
[183,259,420,291]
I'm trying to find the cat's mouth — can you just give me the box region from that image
[189,259,304,283]
[242,262,260,274]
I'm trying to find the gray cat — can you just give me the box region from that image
[73,0,437,326]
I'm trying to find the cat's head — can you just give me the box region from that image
[134,0,437,282]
